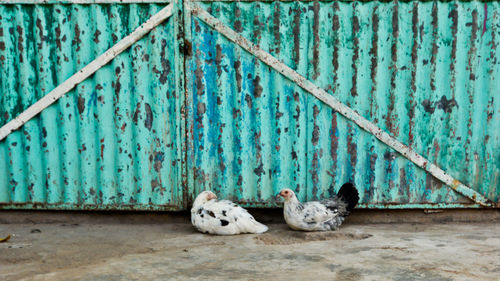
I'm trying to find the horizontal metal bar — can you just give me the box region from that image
[257,202,483,209]
[190,3,495,208]
[356,203,483,209]
[216,201,485,210]
[0,202,485,210]
[189,0,352,2]
[0,203,183,211]
[1,0,171,4]
[0,4,173,141]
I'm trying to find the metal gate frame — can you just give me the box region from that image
[0,0,186,210]
[184,1,495,208]
[0,0,497,208]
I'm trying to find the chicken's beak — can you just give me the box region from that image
[275,193,282,200]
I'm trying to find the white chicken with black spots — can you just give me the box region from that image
[278,183,359,231]
[191,191,268,235]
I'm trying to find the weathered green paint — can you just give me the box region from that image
[0,1,499,210]
[0,3,184,210]
[186,1,499,208]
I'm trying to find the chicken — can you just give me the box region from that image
[191,191,268,235]
[277,183,359,231]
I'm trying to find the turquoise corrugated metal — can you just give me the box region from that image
[0,3,184,210]
[186,1,499,208]
[1,1,499,210]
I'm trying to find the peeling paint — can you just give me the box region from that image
[187,1,499,208]
[0,1,498,210]
[0,3,182,210]
[144,103,153,130]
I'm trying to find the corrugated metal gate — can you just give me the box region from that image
[0,0,499,210]
[0,2,184,210]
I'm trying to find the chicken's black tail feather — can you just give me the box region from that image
[337,183,359,213]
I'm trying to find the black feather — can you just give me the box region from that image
[336,183,359,213]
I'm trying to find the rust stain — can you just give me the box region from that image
[482,3,488,37]
[144,103,153,131]
[422,95,458,114]
[93,29,101,43]
[252,3,263,42]
[133,102,141,124]
[215,44,222,76]
[159,39,171,84]
[252,75,263,98]
[433,139,440,162]
[332,1,340,82]
[245,94,252,109]
[197,102,206,116]
[369,7,379,118]
[351,11,359,97]
[73,23,81,52]
[310,151,319,197]
[312,105,320,146]
[234,6,243,33]
[347,126,357,175]
[451,179,461,191]
[312,1,320,80]
[408,2,419,146]
[329,113,339,182]
[386,3,398,134]
[234,60,242,92]
[152,151,164,173]
[292,4,301,67]
[194,42,205,96]
[435,95,458,113]
[100,138,104,160]
[77,96,85,115]
[17,25,24,62]
[113,65,123,103]
[273,2,281,55]
[429,2,438,92]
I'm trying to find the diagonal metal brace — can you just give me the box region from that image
[189,3,494,207]
[0,4,174,141]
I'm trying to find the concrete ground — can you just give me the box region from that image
[0,210,499,281]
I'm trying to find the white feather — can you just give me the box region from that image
[191,191,268,235]
[279,185,358,231]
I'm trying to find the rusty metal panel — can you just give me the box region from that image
[1,1,498,211]
[186,1,499,208]
[0,4,183,210]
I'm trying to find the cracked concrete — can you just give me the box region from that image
[0,211,499,280]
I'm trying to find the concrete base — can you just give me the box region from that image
[0,210,499,280]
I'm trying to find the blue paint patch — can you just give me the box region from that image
[87,91,97,117]
[154,152,165,162]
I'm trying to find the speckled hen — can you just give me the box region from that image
[191,191,268,235]
[278,183,359,231]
